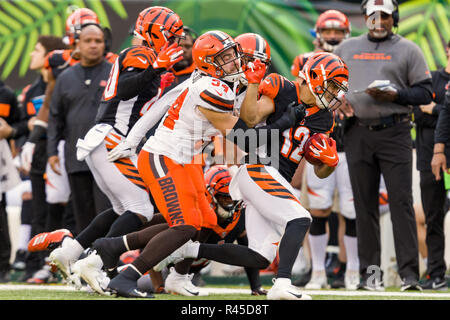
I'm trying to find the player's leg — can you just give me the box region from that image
[105,151,201,297]
[304,162,334,289]
[335,152,360,290]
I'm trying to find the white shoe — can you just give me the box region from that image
[153,240,196,272]
[49,247,78,286]
[305,270,328,289]
[267,278,312,300]
[164,267,204,296]
[345,270,360,290]
[72,251,111,295]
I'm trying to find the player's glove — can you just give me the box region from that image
[20,141,35,172]
[244,59,266,84]
[107,140,136,162]
[289,101,306,124]
[152,42,184,70]
[309,135,339,167]
[160,72,175,91]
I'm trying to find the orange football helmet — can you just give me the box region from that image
[204,165,239,219]
[315,10,351,52]
[134,6,184,53]
[192,30,242,82]
[234,33,271,66]
[300,52,349,110]
[65,8,100,45]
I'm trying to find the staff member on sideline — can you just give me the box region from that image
[47,24,112,234]
[335,0,433,291]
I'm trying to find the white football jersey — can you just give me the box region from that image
[143,70,236,164]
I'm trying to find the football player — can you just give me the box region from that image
[153,51,348,300]
[85,30,300,298]
[45,6,185,295]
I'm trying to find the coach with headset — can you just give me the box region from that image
[334,0,432,291]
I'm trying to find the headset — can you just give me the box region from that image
[360,0,399,28]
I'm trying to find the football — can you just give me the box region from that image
[303,133,328,165]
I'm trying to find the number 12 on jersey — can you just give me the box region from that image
[280,126,310,164]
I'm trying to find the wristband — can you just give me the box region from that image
[434,152,444,154]
[33,119,48,129]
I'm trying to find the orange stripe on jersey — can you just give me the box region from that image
[247,165,300,203]
[122,46,156,70]
[199,91,233,111]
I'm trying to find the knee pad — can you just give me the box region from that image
[344,217,357,237]
[309,216,327,235]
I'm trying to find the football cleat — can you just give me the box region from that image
[28,229,73,252]
[153,240,195,272]
[49,246,78,286]
[107,271,154,298]
[72,252,111,295]
[305,270,329,289]
[267,278,312,300]
[26,264,59,284]
[164,267,204,296]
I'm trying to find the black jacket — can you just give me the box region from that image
[413,69,450,170]
[47,61,112,174]
[0,80,20,135]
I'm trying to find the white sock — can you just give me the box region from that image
[186,240,200,258]
[308,233,328,272]
[18,224,31,250]
[61,237,84,261]
[343,235,359,271]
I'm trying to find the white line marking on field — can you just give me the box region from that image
[2,284,450,299]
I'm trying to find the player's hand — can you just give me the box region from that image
[309,136,339,167]
[160,72,175,91]
[153,42,184,70]
[0,117,13,139]
[107,140,136,162]
[431,152,448,181]
[244,59,266,84]
[20,141,35,172]
[48,155,61,175]
[366,87,398,102]
[419,102,435,115]
[287,101,306,125]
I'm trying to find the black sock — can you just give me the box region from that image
[105,211,144,238]
[309,216,327,235]
[76,208,117,248]
[277,217,311,279]
[198,243,270,269]
[328,212,339,246]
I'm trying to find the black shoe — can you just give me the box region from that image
[357,277,385,291]
[400,278,422,292]
[421,276,448,291]
[12,249,28,271]
[92,237,125,270]
[330,277,345,289]
[107,269,154,298]
[325,252,340,278]
[251,287,268,296]
[292,269,311,287]
[0,270,11,283]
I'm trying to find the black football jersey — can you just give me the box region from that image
[258,73,335,182]
[95,45,161,136]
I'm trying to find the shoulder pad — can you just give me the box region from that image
[197,77,235,112]
[259,73,288,100]
[121,46,156,70]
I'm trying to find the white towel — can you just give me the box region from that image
[76,123,113,161]
[0,139,21,194]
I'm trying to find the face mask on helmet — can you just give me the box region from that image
[194,32,243,82]
[301,53,349,110]
[214,194,238,219]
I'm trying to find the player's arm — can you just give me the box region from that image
[313,162,335,179]
[239,61,274,127]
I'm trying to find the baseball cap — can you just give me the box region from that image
[365,0,396,15]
